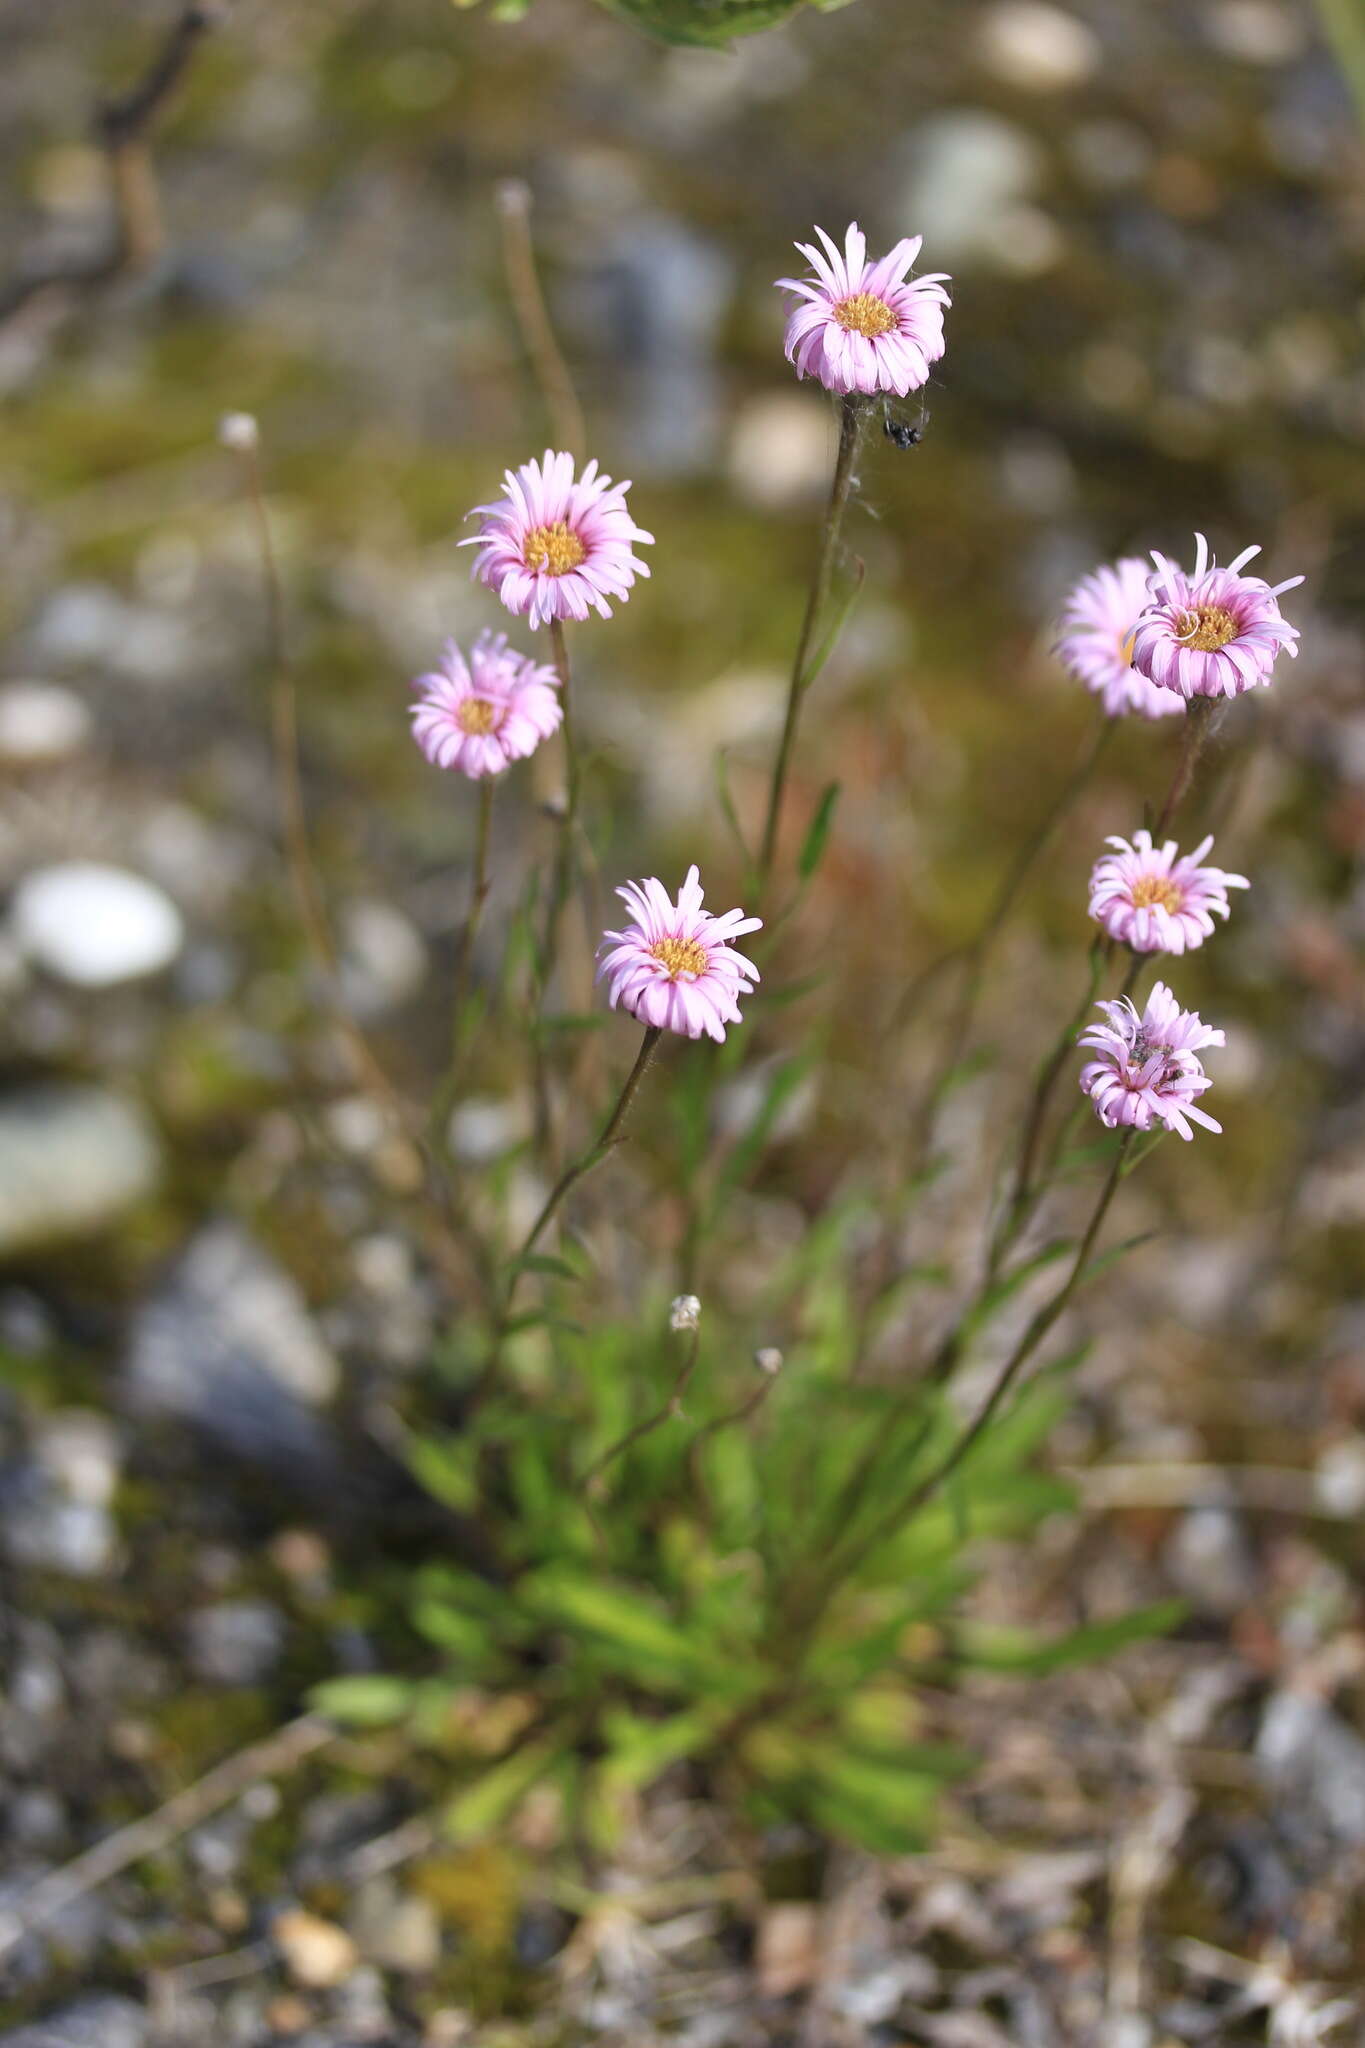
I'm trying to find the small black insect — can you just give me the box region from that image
[882,399,929,450]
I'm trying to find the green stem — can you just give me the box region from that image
[468,1024,664,1416]
[531,618,579,1162]
[510,1023,663,1280]
[903,711,1114,1155]
[540,618,578,983]
[580,1324,702,1514]
[790,1134,1132,1641]
[976,710,1114,962]
[1151,697,1216,841]
[430,775,497,1147]
[993,698,1218,1268]
[757,394,865,891]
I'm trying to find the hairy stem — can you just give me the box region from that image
[790,1134,1132,1644]
[429,776,497,1149]
[510,1024,663,1284]
[757,394,865,891]
[904,710,1114,1150]
[453,776,496,1056]
[580,1325,702,1524]
[1151,697,1216,840]
[993,697,1217,1267]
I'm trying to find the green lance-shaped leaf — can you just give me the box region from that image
[591,0,828,44]
[308,1675,416,1727]
[955,1598,1187,1677]
[443,1735,565,1843]
[798,781,842,882]
[524,1567,756,1695]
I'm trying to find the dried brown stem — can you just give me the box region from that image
[0,1715,330,1964]
[0,4,228,330]
[496,180,586,458]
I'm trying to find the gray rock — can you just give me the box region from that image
[0,1867,110,1978]
[6,1789,67,1851]
[338,900,427,1021]
[1257,1691,1365,1845]
[586,216,730,477]
[186,1599,286,1686]
[976,1,1100,90]
[0,1292,54,1357]
[0,1479,117,1578]
[1164,1505,1257,1617]
[27,581,193,686]
[33,1411,120,1508]
[0,1087,161,1256]
[123,1221,339,1477]
[348,1875,441,1974]
[0,1995,145,2048]
[11,862,184,989]
[899,110,1046,264]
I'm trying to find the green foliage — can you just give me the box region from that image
[314,1214,1166,1856]
[453,0,861,45]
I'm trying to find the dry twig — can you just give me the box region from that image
[0,1714,331,1964]
[0,4,231,333]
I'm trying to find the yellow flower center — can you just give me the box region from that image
[523,521,587,576]
[1130,875,1183,913]
[651,935,709,980]
[1119,628,1138,665]
[1174,604,1238,653]
[833,291,898,339]
[457,697,501,736]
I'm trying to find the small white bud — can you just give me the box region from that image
[753,1346,783,1376]
[669,1294,701,1333]
[217,411,259,453]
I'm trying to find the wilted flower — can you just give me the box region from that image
[1055,557,1186,720]
[669,1294,702,1333]
[1131,533,1303,700]
[1079,980,1224,1141]
[410,631,561,779]
[776,222,950,398]
[1088,830,1249,954]
[462,449,653,630]
[597,865,762,1043]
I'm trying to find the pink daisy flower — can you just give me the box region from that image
[461,449,653,630]
[1131,533,1303,701]
[1078,980,1224,1142]
[776,222,950,399]
[1088,830,1249,955]
[596,865,762,1044]
[1056,557,1185,720]
[410,630,561,780]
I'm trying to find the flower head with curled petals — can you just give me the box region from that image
[1056,557,1186,720]
[596,866,762,1044]
[1131,533,1303,700]
[777,222,950,399]
[1088,829,1249,955]
[410,631,561,780]
[461,450,653,631]
[1078,980,1224,1141]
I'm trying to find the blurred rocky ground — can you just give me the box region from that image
[2,0,1365,2040]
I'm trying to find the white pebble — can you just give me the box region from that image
[0,681,91,763]
[977,2,1101,90]
[11,861,184,987]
